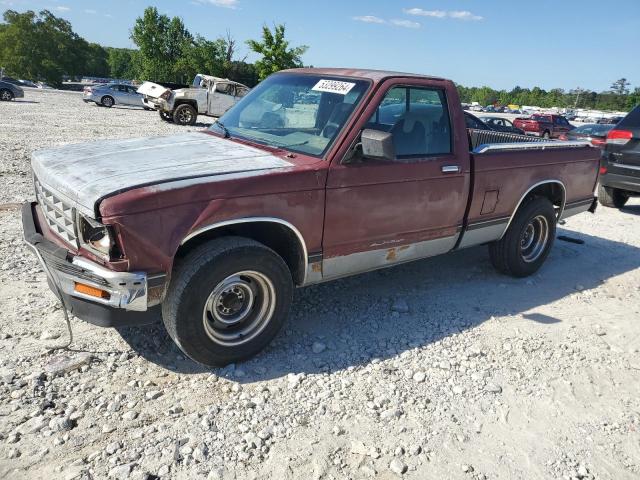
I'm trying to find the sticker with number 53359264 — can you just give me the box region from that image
[312,79,356,95]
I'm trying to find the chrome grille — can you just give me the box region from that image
[34,178,77,246]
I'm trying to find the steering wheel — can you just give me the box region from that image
[322,122,340,138]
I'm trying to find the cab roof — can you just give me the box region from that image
[196,74,248,87]
[278,67,447,83]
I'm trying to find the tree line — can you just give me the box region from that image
[1,7,638,112]
[458,79,640,112]
[0,8,307,88]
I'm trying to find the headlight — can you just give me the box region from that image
[78,215,115,259]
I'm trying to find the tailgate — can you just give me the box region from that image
[136,81,170,98]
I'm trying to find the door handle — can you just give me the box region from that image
[441,165,461,174]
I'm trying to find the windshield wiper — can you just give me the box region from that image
[213,120,230,138]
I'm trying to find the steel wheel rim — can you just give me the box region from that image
[202,270,276,346]
[178,109,193,124]
[520,215,549,263]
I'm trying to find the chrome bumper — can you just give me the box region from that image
[22,202,150,312]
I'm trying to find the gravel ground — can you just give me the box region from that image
[1,89,640,480]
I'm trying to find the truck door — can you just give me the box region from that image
[209,82,238,117]
[322,81,470,280]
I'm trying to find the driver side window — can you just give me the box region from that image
[366,86,452,158]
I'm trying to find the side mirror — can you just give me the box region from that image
[361,129,395,161]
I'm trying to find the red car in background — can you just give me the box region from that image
[514,114,574,139]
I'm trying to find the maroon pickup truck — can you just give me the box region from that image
[513,114,574,139]
[23,68,600,366]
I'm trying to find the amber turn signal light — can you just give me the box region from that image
[74,282,110,299]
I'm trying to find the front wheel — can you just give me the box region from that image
[542,131,551,139]
[162,237,293,367]
[489,197,556,277]
[598,184,628,208]
[159,110,173,122]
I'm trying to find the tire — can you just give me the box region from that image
[542,131,551,139]
[162,237,293,367]
[101,96,115,108]
[489,196,556,278]
[173,104,197,126]
[159,110,173,122]
[598,183,628,208]
[0,89,14,101]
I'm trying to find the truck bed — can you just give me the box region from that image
[467,128,588,152]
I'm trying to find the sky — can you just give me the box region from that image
[2,0,639,92]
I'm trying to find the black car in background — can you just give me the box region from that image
[480,116,525,134]
[598,116,624,125]
[562,123,614,149]
[599,105,640,208]
[464,111,491,130]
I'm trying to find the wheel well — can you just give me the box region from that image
[174,100,198,110]
[175,222,306,285]
[522,182,565,215]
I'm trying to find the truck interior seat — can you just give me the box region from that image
[391,112,428,156]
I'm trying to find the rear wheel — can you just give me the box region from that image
[489,197,556,277]
[598,184,628,208]
[173,104,197,126]
[101,95,114,108]
[162,237,293,367]
[0,89,14,101]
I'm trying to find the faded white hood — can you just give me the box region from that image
[31,132,292,216]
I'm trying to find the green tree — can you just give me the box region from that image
[131,7,191,82]
[106,47,139,79]
[628,88,640,110]
[610,78,630,96]
[0,9,104,85]
[246,24,308,80]
[83,42,109,78]
[174,35,226,82]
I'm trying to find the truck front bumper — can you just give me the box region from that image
[22,202,161,327]
[143,97,171,112]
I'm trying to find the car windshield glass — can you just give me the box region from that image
[210,73,370,157]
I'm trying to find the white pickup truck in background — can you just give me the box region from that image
[138,74,250,125]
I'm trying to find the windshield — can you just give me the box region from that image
[210,73,370,157]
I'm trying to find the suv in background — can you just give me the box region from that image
[599,105,640,208]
